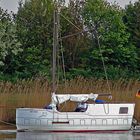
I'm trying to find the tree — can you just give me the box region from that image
[15,0,54,78]
[60,0,90,70]
[82,0,139,79]
[0,8,22,80]
[124,1,140,72]
[16,0,91,78]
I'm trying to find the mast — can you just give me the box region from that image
[52,0,60,93]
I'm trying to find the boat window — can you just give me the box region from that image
[44,104,54,109]
[75,102,88,112]
[119,107,128,114]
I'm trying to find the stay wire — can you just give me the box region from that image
[60,39,66,86]
[60,13,81,31]
[54,5,69,121]
[59,33,69,121]
[95,31,112,98]
[0,119,16,126]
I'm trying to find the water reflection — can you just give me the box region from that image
[16,132,135,140]
[0,131,140,140]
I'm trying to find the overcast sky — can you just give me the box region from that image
[0,0,138,13]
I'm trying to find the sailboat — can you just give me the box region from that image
[16,1,135,132]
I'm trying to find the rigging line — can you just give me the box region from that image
[103,104,110,114]
[60,30,84,39]
[60,29,94,40]
[96,33,112,96]
[60,13,81,31]
[53,3,69,121]
[56,12,61,92]
[56,6,63,92]
[59,31,69,121]
[60,38,66,86]
[56,44,60,91]
[0,119,16,126]
[60,39,69,121]
[58,9,68,120]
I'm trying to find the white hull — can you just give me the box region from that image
[16,103,135,132]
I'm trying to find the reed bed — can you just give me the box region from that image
[0,77,140,123]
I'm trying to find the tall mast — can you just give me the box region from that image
[52,1,60,93]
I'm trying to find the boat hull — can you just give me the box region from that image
[16,103,135,132]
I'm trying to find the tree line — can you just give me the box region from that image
[0,0,140,82]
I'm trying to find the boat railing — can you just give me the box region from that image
[89,101,134,104]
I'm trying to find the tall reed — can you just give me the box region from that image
[0,77,140,122]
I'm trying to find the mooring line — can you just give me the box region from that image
[0,120,16,126]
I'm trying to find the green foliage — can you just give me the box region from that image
[82,0,139,76]
[14,0,54,79]
[124,1,140,71]
[0,8,22,65]
[0,0,139,81]
[60,0,90,69]
[66,68,92,79]
[0,8,22,81]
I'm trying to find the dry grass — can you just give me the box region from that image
[0,77,140,122]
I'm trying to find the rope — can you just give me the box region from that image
[60,30,84,39]
[92,29,112,114]
[96,32,112,96]
[56,42,60,91]
[56,10,68,120]
[60,14,81,31]
[103,104,109,114]
[60,39,66,87]
[52,4,69,122]
[0,120,16,127]
[59,32,69,121]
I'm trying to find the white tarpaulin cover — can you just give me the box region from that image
[51,93,98,106]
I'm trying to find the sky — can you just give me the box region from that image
[0,0,138,13]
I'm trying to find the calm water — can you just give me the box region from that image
[0,125,140,140]
[0,131,140,140]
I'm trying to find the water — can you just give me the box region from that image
[0,125,140,140]
[0,131,140,140]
